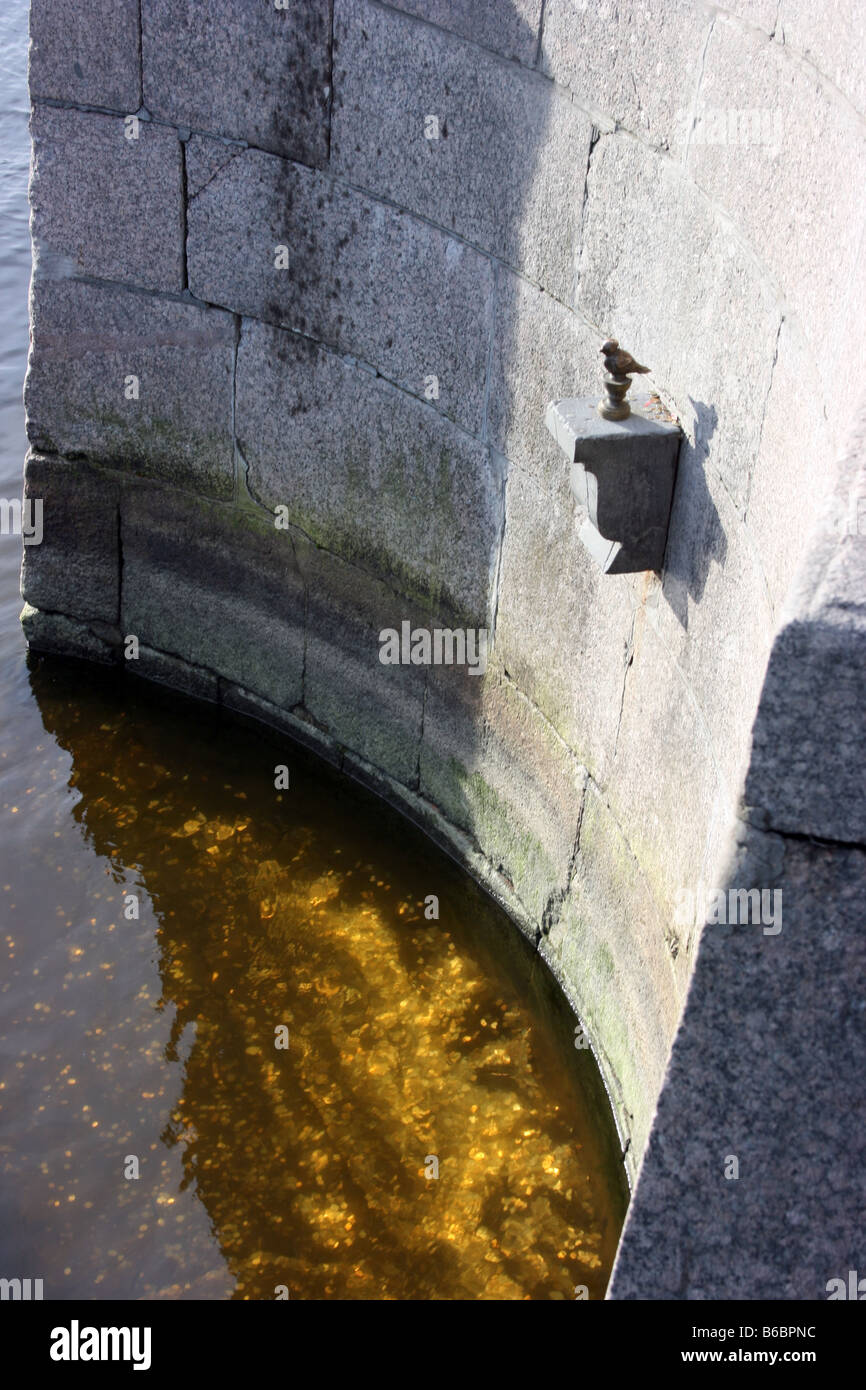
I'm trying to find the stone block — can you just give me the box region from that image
[650,454,775,802]
[603,612,726,921]
[611,830,866,1299]
[688,16,866,363]
[745,317,832,619]
[746,619,866,843]
[25,279,235,499]
[493,459,635,784]
[187,140,494,434]
[301,543,428,785]
[21,453,120,624]
[546,397,680,573]
[539,0,710,156]
[541,779,681,1171]
[141,0,330,165]
[419,664,587,925]
[487,270,598,477]
[744,399,866,844]
[578,132,781,512]
[331,0,592,299]
[29,0,141,111]
[234,320,503,625]
[390,0,542,64]
[776,0,866,118]
[30,105,183,293]
[121,485,306,710]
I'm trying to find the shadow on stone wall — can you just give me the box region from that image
[662,399,724,629]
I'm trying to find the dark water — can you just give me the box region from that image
[0,3,626,1300]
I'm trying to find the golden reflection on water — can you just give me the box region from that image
[3,662,627,1300]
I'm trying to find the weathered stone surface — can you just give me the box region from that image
[487,270,598,477]
[743,398,866,844]
[494,458,634,784]
[745,317,831,619]
[579,132,781,513]
[776,0,866,117]
[21,454,119,624]
[141,0,330,165]
[688,16,866,363]
[718,0,778,26]
[830,219,866,467]
[331,0,592,299]
[121,485,305,710]
[187,141,494,434]
[391,0,542,64]
[20,603,119,664]
[651,453,775,804]
[541,779,681,1176]
[603,612,726,923]
[235,321,503,625]
[301,544,428,785]
[25,279,235,499]
[540,0,710,155]
[751,610,866,846]
[29,0,141,111]
[30,106,183,293]
[611,829,866,1299]
[420,665,587,925]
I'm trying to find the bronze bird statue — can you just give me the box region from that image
[600,338,650,378]
[598,338,651,420]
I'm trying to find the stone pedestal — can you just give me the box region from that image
[545,397,681,573]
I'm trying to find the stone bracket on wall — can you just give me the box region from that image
[545,398,681,573]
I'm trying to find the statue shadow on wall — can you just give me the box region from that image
[662,398,726,631]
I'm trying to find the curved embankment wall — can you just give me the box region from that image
[21,1,866,1295]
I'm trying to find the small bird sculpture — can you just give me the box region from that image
[598,338,651,420]
[600,338,650,378]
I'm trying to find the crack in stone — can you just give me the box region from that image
[539,774,587,939]
[574,124,601,304]
[745,312,784,524]
[534,0,548,70]
[683,14,715,168]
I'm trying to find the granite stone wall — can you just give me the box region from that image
[21,0,866,1296]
